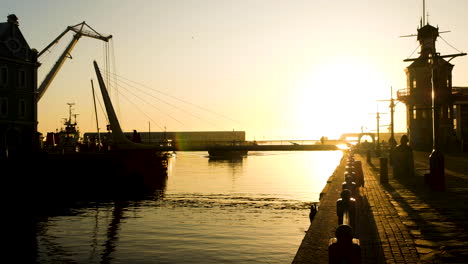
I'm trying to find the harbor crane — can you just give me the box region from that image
[36,21,112,101]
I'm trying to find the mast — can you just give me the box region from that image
[91,79,101,147]
[422,0,426,26]
[66,102,75,126]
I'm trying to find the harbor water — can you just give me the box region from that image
[34,150,343,264]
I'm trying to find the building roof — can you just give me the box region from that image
[0,14,34,61]
[417,24,439,42]
[406,55,453,69]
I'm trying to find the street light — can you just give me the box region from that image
[377,87,400,152]
[369,110,387,157]
[428,52,445,191]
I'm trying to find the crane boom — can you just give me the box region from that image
[37,22,112,101]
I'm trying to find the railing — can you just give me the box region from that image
[397,88,410,98]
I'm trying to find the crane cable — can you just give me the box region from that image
[439,35,464,54]
[108,81,165,130]
[108,77,185,127]
[99,68,222,129]
[100,69,243,125]
[406,43,421,59]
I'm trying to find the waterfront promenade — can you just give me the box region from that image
[292,150,468,263]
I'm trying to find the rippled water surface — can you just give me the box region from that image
[35,151,342,264]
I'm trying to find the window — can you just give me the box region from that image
[18,69,25,88]
[0,66,7,86]
[413,106,417,120]
[18,99,26,119]
[412,78,417,89]
[0,97,8,117]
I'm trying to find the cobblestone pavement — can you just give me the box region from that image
[358,155,419,263]
[293,150,468,264]
[380,151,468,263]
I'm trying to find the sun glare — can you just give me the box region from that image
[293,57,388,139]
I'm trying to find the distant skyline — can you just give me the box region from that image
[5,0,468,140]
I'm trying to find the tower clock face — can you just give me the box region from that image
[5,38,22,53]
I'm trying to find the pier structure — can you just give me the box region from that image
[293,148,468,263]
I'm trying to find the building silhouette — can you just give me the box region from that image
[397,21,466,151]
[0,15,39,159]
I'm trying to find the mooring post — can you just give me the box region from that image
[428,52,446,192]
[328,224,361,263]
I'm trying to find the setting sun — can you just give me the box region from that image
[292,56,390,139]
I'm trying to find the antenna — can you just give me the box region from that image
[423,0,426,26]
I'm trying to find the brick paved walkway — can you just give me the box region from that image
[358,155,419,263]
[293,150,468,263]
[382,151,468,263]
[293,153,420,264]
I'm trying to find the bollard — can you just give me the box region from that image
[342,210,350,226]
[353,160,364,187]
[344,170,356,183]
[379,157,388,184]
[328,225,362,264]
[429,149,445,191]
[336,190,356,229]
[342,176,358,198]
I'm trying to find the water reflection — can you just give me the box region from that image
[208,155,244,186]
[208,156,244,165]
[32,169,168,264]
[100,201,127,264]
[30,151,342,264]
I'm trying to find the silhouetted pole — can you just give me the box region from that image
[428,53,445,191]
[148,121,151,144]
[377,87,397,152]
[91,79,101,147]
[389,87,397,151]
[376,112,381,157]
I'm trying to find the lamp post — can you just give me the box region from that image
[428,52,445,191]
[376,111,381,156]
[388,87,397,151]
[377,87,398,154]
[369,110,387,157]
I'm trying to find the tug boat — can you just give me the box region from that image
[43,103,81,153]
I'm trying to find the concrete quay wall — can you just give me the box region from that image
[292,153,348,263]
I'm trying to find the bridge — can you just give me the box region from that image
[85,61,345,156]
[156,140,341,152]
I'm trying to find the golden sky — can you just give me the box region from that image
[6,0,468,140]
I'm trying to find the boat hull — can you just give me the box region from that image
[6,150,170,202]
[208,149,248,158]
